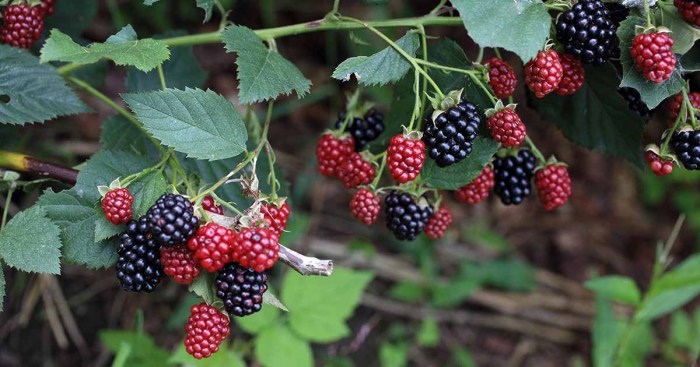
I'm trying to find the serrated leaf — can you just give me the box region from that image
[584,276,641,305]
[126,32,209,92]
[282,268,373,342]
[100,115,158,156]
[75,150,156,202]
[451,0,550,63]
[262,291,288,312]
[37,189,118,269]
[254,325,313,367]
[94,214,124,242]
[222,25,311,104]
[422,137,498,190]
[237,306,280,335]
[123,88,247,160]
[0,206,61,274]
[0,266,4,312]
[0,45,89,125]
[534,64,645,167]
[196,0,216,22]
[659,2,700,54]
[617,16,685,109]
[129,172,167,216]
[41,26,171,72]
[332,32,419,86]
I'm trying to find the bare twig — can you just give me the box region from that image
[206,212,334,276]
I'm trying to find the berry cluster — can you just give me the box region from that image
[101,188,288,359]
[0,0,57,49]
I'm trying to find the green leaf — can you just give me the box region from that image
[534,64,645,167]
[451,0,550,63]
[129,172,167,216]
[428,39,493,108]
[680,41,700,72]
[388,281,427,303]
[636,254,700,321]
[451,347,477,367]
[169,341,246,367]
[44,0,98,38]
[94,214,124,242]
[669,311,695,350]
[592,297,627,367]
[0,206,61,274]
[0,265,5,312]
[123,88,247,160]
[41,26,171,72]
[188,272,216,306]
[617,322,655,367]
[100,330,173,367]
[617,16,685,109]
[222,25,311,104]
[0,45,89,125]
[100,115,157,156]
[126,32,209,92]
[237,305,280,335]
[659,2,700,54]
[282,267,373,342]
[422,137,499,190]
[181,155,248,205]
[332,32,419,86]
[651,254,700,292]
[75,150,156,202]
[37,189,118,269]
[431,278,481,308]
[255,324,313,367]
[584,276,642,305]
[196,0,216,22]
[379,342,409,367]
[416,317,440,347]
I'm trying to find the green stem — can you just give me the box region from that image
[371,154,387,188]
[1,185,14,229]
[660,103,685,153]
[524,136,547,164]
[331,0,340,14]
[57,16,463,76]
[121,151,171,187]
[475,47,484,64]
[682,88,698,129]
[157,64,167,91]
[644,0,652,28]
[212,192,244,216]
[429,0,448,15]
[66,77,162,151]
[417,24,429,127]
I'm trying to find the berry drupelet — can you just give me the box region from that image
[555,0,618,65]
[116,217,165,293]
[215,262,268,317]
[492,150,537,205]
[145,193,200,247]
[384,191,434,241]
[423,99,482,167]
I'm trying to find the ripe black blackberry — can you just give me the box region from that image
[384,191,434,241]
[116,217,165,292]
[145,193,199,247]
[604,3,630,28]
[555,0,617,65]
[423,100,481,167]
[215,262,268,317]
[618,87,652,118]
[493,150,537,205]
[670,129,700,170]
[335,109,385,151]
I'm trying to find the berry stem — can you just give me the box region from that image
[682,88,698,129]
[0,150,78,184]
[211,192,245,217]
[66,77,164,152]
[429,0,448,15]
[370,154,387,188]
[643,0,653,28]
[1,185,14,229]
[412,58,497,104]
[57,16,464,76]
[417,24,429,125]
[524,136,547,165]
[660,101,685,153]
[121,150,172,187]
[157,64,167,91]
